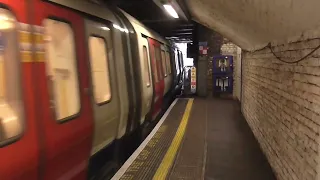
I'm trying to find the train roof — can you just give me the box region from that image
[119,9,169,45]
[46,0,171,47]
[47,0,119,24]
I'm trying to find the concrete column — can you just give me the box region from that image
[197,56,208,97]
[194,24,223,95]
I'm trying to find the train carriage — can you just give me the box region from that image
[0,0,184,179]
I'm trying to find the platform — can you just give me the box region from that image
[111,98,276,180]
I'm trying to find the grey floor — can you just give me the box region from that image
[204,98,276,180]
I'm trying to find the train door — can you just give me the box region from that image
[0,1,40,179]
[174,49,181,84]
[148,38,164,120]
[165,47,173,90]
[114,13,138,135]
[178,50,184,83]
[161,45,169,95]
[140,37,153,124]
[33,1,94,179]
[84,19,120,156]
[110,23,129,141]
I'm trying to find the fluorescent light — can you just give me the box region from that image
[163,4,179,19]
[166,36,178,39]
[101,26,110,31]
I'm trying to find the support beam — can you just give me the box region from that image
[173,28,194,32]
[172,32,193,35]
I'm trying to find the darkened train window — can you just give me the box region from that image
[155,46,163,79]
[152,45,159,83]
[89,36,111,104]
[165,51,171,74]
[143,46,151,86]
[179,51,184,69]
[0,8,24,144]
[175,51,180,75]
[161,50,167,77]
[43,19,80,121]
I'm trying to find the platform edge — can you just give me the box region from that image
[111,98,179,180]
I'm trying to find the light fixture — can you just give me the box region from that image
[101,26,110,31]
[166,36,178,39]
[163,4,179,19]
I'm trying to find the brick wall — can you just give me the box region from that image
[242,39,320,180]
[235,47,242,101]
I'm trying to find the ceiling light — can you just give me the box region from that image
[163,4,179,19]
[101,26,110,31]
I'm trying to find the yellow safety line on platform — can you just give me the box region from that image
[153,98,194,180]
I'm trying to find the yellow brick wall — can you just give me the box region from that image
[242,39,320,180]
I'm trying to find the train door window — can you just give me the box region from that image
[175,51,180,75]
[152,45,159,83]
[165,51,171,74]
[143,46,151,86]
[179,51,184,69]
[0,8,23,144]
[155,46,163,79]
[88,36,111,104]
[43,19,80,121]
[161,50,167,77]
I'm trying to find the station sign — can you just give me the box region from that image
[199,41,208,55]
[190,67,196,93]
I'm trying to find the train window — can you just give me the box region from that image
[152,45,159,82]
[88,36,111,104]
[175,51,180,75]
[143,46,151,86]
[165,51,171,74]
[0,8,23,144]
[179,51,184,69]
[155,46,163,79]
[161,50,167,77]
[43,19,80,121]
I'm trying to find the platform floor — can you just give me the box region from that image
[112,98,276,180]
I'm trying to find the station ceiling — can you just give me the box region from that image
[107,0,320,51]
[186,0,320,51]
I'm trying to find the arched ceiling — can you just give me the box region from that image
[186,0,320,51]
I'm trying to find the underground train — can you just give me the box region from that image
[0,0,184,179]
